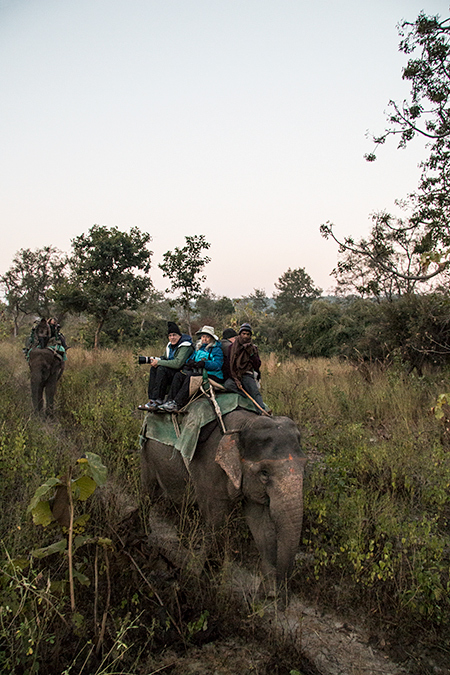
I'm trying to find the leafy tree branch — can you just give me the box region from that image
[158,234,211,333]
[55,225,153,348]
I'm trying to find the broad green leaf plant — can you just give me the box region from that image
[27,452,108,612]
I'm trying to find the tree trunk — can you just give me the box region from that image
[94,318,105,349]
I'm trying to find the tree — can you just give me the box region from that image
[323,210,434,300]
[194,288,234,327]
[55,225,152,349]
[0,246,67,336]
[273,267,322,315]
[325,11,450,283]
[247,288,271,313]
[158,235,211,333]
[367,11,450,263]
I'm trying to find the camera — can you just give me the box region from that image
[138,356,153,365]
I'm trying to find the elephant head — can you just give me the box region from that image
[215,415,306,605]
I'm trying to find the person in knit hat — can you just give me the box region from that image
[158,325,224,413]
[223,323,266,413]
[221,327,238,380]
[138,321,194,411]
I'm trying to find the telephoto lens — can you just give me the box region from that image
[138,356,152,365]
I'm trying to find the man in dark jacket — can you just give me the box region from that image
[223,323,266,412]
[138,322,194,411]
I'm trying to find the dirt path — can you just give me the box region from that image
[275,599,407,675]
[148,511,410,675]
[225,566,408,675]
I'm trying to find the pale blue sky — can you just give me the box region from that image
[0,0,448,298]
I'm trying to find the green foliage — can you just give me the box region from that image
[0,345,74,551]
[57,354,143,481]
[264,356,450,626]
[323,209,429,299]
[193,287,235,332]
[159,234,211,331]
[1,338,450,670]
[186,609,209,639]
[252,293,450,372]
[327,10,450,288]
[372,292,450,370]
[0,549,63,675]
[273,267,322,315]
[55,225,153,348]
[27,453,107,529]
[27,453,109,620]
[0,342,158,673]
[0,246,67,333]
[369,11,450,246]
[246,288,271,314]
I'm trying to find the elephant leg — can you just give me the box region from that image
[140,439,189,503]
[44,378,58,417]
[44,361,63,416]
[140,445,158,496]
[30,374,44,414]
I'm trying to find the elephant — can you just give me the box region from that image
[141,408,307,607]
[28,320,65,416]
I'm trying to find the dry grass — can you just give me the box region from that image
[1,341,450,673]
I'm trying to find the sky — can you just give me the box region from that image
[0,0,449,299]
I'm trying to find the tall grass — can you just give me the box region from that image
[0,341,309,674]
[1,341,449,673]
[263,355,450,632]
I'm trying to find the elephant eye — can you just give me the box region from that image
[259,469,270,482]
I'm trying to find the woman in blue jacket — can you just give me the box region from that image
[158,325,224,413]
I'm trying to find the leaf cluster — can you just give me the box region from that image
[57,225,153,320]
[273,267,322,315]
[322,208,438,298]
[0,246,67,321]
[366,11,450,253]
[194,287,235,328]
[158,234,211,312]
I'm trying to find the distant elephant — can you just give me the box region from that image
[28,319,65,416]
[141,409,307,606]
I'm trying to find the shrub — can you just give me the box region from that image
[263,356,450,628]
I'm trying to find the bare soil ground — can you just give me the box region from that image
[144,509,428,675]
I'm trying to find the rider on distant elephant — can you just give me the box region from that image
[25,318,50,351]
[24,318,68,359]
[48,317,68,350]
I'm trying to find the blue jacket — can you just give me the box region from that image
[194,340,224,380]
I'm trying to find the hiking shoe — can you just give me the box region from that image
[138,399,162,411]
[158,400,179,413]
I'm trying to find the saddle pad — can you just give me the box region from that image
[139,392,258,462]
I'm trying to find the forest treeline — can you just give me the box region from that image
[2,229,450,376]
[3,6,450,367]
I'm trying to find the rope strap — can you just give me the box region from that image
[200,385,227,434]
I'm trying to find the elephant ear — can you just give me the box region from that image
[215,432,242,490]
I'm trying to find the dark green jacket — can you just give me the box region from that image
[157,334,194,369]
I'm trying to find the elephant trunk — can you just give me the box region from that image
[268,463,304,603]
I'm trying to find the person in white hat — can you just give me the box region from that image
[158,325,224,412]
